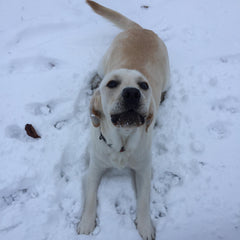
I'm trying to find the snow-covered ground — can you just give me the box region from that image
[1,0,240,239]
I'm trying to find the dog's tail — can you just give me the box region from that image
[86,0,142,30]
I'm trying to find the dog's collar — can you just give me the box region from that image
[99,131,125,152]
[99,132,112,148]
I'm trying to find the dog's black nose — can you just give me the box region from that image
[122,87,141,109]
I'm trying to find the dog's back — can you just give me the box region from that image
[86,0,170,107]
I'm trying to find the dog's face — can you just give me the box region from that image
[90,69,154,131]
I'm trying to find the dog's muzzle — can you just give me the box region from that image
[111,87,145,127]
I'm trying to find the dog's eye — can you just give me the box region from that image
[138,82,149,90]
[106,80,120,88]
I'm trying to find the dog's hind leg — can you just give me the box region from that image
[160,91,167,104]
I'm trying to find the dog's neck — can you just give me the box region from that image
[99,122,142,153]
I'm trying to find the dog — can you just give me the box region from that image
[77,1,170,239]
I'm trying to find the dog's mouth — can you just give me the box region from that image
[111,110,145,127]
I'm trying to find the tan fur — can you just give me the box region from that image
[90,89,102,127]
[102,28,170,105]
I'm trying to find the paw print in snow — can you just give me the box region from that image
[211,96,240,114]
[208,121,230,139]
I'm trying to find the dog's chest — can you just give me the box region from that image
[107,150,131,169]
[93,127,142,169]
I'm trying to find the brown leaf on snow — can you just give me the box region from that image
[25,124,41,139]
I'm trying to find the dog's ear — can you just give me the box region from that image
[90,89,102,127]
[146,98,155,132]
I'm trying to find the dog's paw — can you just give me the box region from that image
[77,215,96,235]
[136,218,155,240]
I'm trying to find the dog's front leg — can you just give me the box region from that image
[135,165,155,240]
[77,163,105,235]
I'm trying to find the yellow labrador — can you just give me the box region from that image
[77,1,170,239]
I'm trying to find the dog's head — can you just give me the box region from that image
[90,69,155,131]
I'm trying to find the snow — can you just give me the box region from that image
[0,0,240,239]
